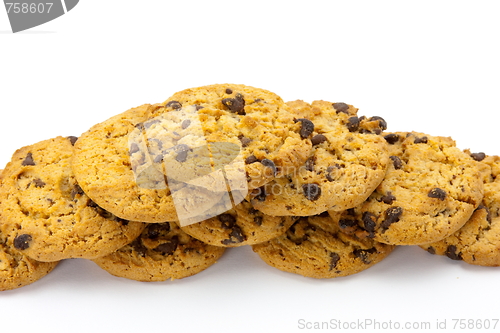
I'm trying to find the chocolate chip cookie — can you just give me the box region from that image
[177,199,298,247]
[0,136,146,262]
[336,132,484,245]
[92,222,226,282]
[252,212,395,279]
[420,153,500,266]
[249,100,389,216]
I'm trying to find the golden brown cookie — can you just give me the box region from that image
[420,154,500,266]
[177,199,298,247]
[252,212,395,279]
[334,132,484,246]
[92,222,226,282]
[0,136,145,262]
[249,100,389,216]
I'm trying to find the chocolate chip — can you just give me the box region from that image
[389,155,403,169]
[332,102,349,114]
[245,155,259,164]
[426,246,436,255]
[67,136,78,146]
[353,248,376,264]
[181,119,191,129]
[253,216,263,226]
[470,152,486,162]
[295,118,315,139]
[13,234,32,250]
[166,100,182,109]
[380,206,403,231]
[154,237,179,256]
[225,88,233,94]
[362,212,377,237]
[129,143,140,154]
[222,93,246,115]
[339,219,357,229]
[445,245,462,260]
[22,153,35,166]
[428,188,447,201]
[477,205,492,223]
[369,116,387,131]
[32,178,46,188]
[71,185,84,200]
[238,136,252,147]
[221,225,245,245]
[379,192,396,205]
[304,157,315,172]
[311,134,327,145]
[261,159,277,176]
[219,214,236,229]
[346,116,360,132]
[414,136,428,144]
[254,186,267,202]
[130,239,148,257]
[154,154,163,163]
[302,183,321,201]
[384,133,400,145]
[329,252,341,270]
[174,144,191,163]
[147,223,170,239]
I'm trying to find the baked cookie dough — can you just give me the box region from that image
[249,100,389,216]
[177,199,298,247]
[420,153,500,266]
[335,132,484,246]
[252,212,395,279]
[0,136,145,262]
[92,222,226,281]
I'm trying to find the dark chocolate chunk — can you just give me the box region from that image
[13,234,32,250]
[253,216,263,226]
[338,219,357,229]
[238,136,252,147]
[389,155,403,169]
[147,223,170,239]
[174,144,191,163]
[380,206,403,231]
[414,136,428,144]
[368,116,387,131]
[254,186,267,202]
[221,225,245,245]
[428,188,447,201]
[329,252,341,271]
[426,246,436,255]
[130,239,148,257]
[129,143,140,155]
[154,237,179,256]
[304,157,315,172]
[445,245,462,260]
[311,134,327,145]
[302,183,321,201]
[154,154,163,163]
[22,153,35,166]
[346,116,360,132]
[261,158,277,176]
[245,155,259,164]
[332,102,349,114]
[67,136,78,146]
[32,178,46,188]
[379,192,396,205]
[295,118,315,139]
[362,212,377,237]
[166,100,182,109]
[219,214,236,229]
[71,185,84,200]
[353,248,376,264]
[222,93,246,115]
[477,205,492,223]
[470,152,486,162]
[181,119,191,129]
[384,133,400,145]
[225,88,233,94]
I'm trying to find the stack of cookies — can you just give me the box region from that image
[1,83,498,291]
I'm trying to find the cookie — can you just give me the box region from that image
[334,132,484,246]
[249,100,389,216]
[420,153,500,266]
[252,212,395,279]
[0,173,58,291]
[0,136,146,262]
[177,199,298,247]
[92,222,226,282]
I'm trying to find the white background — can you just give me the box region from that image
[1,1,500,332]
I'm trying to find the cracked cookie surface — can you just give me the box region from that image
[92,222,225,281]
[252,212,395,279]
[177,199,298,247]
[0,136,145,262]
[420,154,500,266]
[334,132,484,245]
[249,100,389,216]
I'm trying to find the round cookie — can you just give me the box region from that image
[420,153,500,266]
[92,222,226,282]
[0,173,59,291]
[249,100,390,216]
[177,199,298,247]
[252,212,395,279]
[334,132,484,246]
[0,136,146,262]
